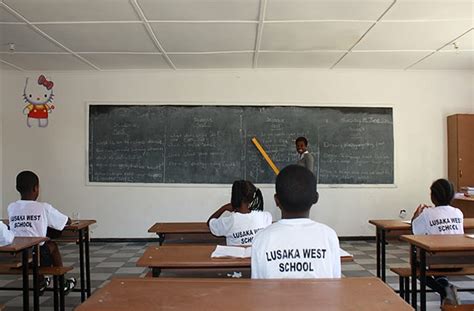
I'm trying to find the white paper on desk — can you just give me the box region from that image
[339,248,352,258]
[211,245,252,258]
[466,234,474,239]
[402,220,411,224]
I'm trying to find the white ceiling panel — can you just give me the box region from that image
[258,51,344,68]
[138,0,260,21]
[3,0,139,22]
[79,53,171,69]
[383,0,473,21]
[0,24,64,52]
[266,0,393,21]
[0,6,20,22]
[0,53,94,70]
[442,29,473,51]
[37,23,158,52]
[336,51,429,68]
[150,23,257,52]
[261,22,373,50]
[412,51,473,70]
[170,53,253,68]
[354,21,472,50]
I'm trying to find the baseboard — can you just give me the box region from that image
[91,236,375,243]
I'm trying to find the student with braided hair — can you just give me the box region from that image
[412,178,463,305]
[207,180,272,246]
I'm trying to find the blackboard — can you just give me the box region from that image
[88,105,394,184]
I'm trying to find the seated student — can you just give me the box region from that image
[0,222,14,246]
[7,171,76,293]
[207,180,272,246]
[251,165,341,279]
[412,178,463,305]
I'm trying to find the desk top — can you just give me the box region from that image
[65,220,96,230]
[454,195,474,202]
[0,237,48,252]
[76,277,411,311]
[136,245,353,269]
[369,218,474,230]
[400,234,474,252]
[148,222,210,234]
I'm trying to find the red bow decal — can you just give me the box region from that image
[38,75,54,90]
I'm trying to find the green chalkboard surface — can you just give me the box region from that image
[88,105,393,184]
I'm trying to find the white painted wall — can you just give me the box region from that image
[1,69,472,238]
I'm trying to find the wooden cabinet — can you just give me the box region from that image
[447,114,474,191]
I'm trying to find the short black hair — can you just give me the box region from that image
[16,171,39,195]
[276,165,318,212]
[231,180,264,211]
[295,137,308,146]
[430,178,454,206]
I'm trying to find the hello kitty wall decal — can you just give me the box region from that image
[22,75,56,128]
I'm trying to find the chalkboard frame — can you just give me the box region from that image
[86,102,396,188]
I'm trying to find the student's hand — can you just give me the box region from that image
[412,204,430,220]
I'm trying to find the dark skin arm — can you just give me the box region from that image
[207,203,234,227]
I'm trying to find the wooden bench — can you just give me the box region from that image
[0,265,73,311]
[390,266,474,303]
[441,304,474,311]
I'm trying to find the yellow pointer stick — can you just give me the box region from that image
[251,137,280,175]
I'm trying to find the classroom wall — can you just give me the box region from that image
[1,69,472,238]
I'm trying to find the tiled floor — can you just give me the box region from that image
[0,239,472,310]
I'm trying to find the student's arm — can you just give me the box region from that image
[45,204,69,231]
[305,153,315,172]
[411,204,429,235]
[206,203,233,227]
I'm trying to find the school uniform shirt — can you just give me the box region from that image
[0,222,14,246]
[7,200,68,244]
[297,151,315,173]
[412,205,464,235]
[209,211,272,246]
[251,218,341,279]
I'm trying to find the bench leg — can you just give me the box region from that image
[53,275,59,311]
[399,276,404,298]
[404,276,410,303]
[59,275,65,311]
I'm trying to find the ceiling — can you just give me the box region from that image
[0,0,472,71]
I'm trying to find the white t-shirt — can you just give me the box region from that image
[7,200,68,243]
[209,211,272,246]
[0,222,14,246]
[412,205,464,235]
[251,218,341,279]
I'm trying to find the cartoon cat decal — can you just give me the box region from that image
[22,75,55,127]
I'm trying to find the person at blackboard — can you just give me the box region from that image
[411,178,463,305]
[295,136,314,173]
[251,165,341,279]
[207,180,272,246]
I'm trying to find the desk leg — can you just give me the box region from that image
[152,268,161,277]
[79,229,86,302]
[410,245,417,309]
[85,227,91,298]
[376,228,381,278]
[419,249,426,311]
[21,248,29,311]
[32,245,39,311]
[381,229,386,282]
[158,233,165,246]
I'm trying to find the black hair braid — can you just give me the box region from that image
[249,188,264,211]
[231,180,245,210]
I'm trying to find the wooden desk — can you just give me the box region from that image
[0,237,48,311]
[76,277,412,311]
[148,222,224,245]
[400,234,474,311]
[453,196,474,218]
[137,244,354,277]
[2,218,96,302]
[368,218,474,282]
